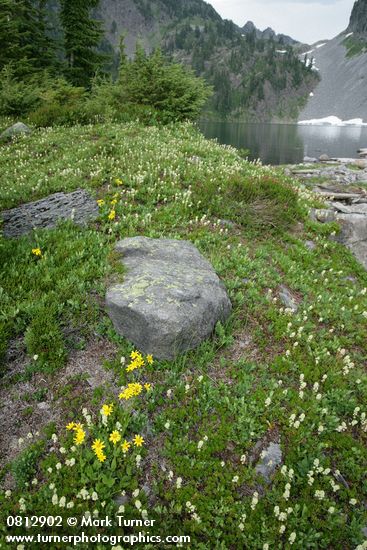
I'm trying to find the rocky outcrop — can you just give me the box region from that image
[240,20,298,45]
[1,189,99,238]
[348,0,367,35]
[310,184,367,269]
[0,122,31,140]
[106,237,232,360]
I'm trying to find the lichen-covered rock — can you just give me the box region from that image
[106,237,232,360]
[0,122,31,140]
[1,189,99,238]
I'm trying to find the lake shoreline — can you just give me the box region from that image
[199,120,367,165]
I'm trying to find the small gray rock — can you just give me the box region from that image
[217,218,235,228]
[114,493,129,506]
[305,240,316,250]
[1,189,99,238]
[279,285,298,312]
[106,237,232,360]
[310,209,336,223]
[1,122,31,140]
[255,442,283,484]
[319,153,330,162]
[303,156,317,163]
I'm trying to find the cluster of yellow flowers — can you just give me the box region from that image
[32,247,42,257]
[66,414,145,463]
[90,431,144,463]
[66,422,86,446]
[63,350,152,464]
[92,438,107,462]
[126,350,153,372]
[97,187,122,221]
[119,382,151,400]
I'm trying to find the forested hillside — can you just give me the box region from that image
[0,0,318,121]
[92,0,318,119]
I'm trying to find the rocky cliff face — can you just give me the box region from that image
[240,20,298,46]
[95,0,222,57]
[348,0,367,35]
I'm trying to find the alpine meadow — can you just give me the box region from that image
[0,1,367,550]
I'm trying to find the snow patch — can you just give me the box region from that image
[309,92,314,97]
[316,43,326,48]
[298,116,367,126]
[345,32,354,38]
[276,50,287,54]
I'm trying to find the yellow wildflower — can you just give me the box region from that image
[97,199,105,207]
[109,430,121,445]
[101,404,113,417]
[32,248,42,257]
[115,178,123,185]
[73,423,83,431]
[108,210,116,221]
[126,354,145,372]
[121,440,131,453]
[66,422,76,431]
[92,439,105,454]
[74,428,86,446]
[92,439,107,462]
[111,199,117,206]
[144,383,151,391]
[119,383,143,400]
[147,354,153,365]
[96,451,107,463]
[133,434,144,447]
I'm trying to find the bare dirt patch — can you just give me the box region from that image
[0,338,118,483]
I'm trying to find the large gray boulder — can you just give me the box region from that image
[0,122,31,140]
[106,237,232,360]
[1,189,99,237]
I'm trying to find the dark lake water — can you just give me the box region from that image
[199,121,367,165]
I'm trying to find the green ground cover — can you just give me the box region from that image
[0,122,366,549]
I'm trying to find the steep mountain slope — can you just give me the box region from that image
[299,0,367,122]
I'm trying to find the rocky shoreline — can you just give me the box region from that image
[285,154,367,269]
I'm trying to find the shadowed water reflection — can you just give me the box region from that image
[199,121,367,165]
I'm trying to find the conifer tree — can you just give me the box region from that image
[0,0,56,76]
[60,0,104,87]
